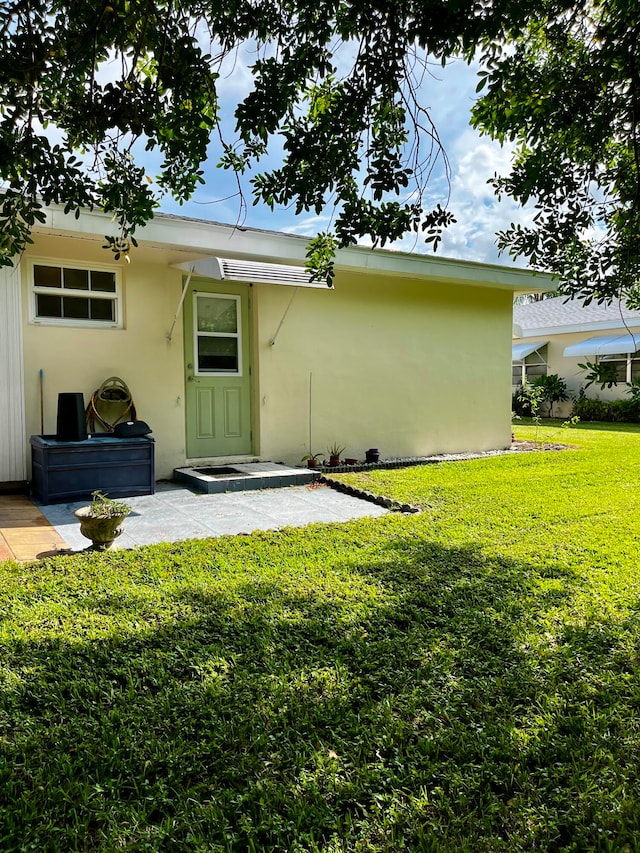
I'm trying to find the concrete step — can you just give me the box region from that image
[173,461,319,494]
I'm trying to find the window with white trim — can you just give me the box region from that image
[30,260,121,327]
[598,352,640,383]
[193,292,242,375]
[512,346,548,386]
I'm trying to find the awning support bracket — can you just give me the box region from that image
[167,267,195,342]
[269,287,299,346]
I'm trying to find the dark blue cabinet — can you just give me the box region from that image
[30,435,155,504]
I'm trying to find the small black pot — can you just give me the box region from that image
[365,448,380,463]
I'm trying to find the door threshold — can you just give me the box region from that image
[185,455,261,466]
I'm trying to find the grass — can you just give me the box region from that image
[2,422,640,851]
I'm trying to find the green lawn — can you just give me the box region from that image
[2,423,640,851]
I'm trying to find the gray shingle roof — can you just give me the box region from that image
[514,295,640,332]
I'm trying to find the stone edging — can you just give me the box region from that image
[319,475,421,514]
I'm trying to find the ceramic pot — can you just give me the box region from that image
[74,507,128,550]
[365,448,380,463]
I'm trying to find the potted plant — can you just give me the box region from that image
[302,451,324,469]
[326,443,345,467]
[74,490,132,550]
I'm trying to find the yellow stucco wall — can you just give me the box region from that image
[253,271,513,464]
[21,236,514,477]
[21,235,187,479]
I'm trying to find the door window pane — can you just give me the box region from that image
[198,337,238,372]
[193,293,242,374]
[197,296,237,333]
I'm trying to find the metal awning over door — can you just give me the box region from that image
[172,257,330,288]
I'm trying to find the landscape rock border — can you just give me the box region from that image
[318,475,420,514]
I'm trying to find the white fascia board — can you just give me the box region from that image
[36,207,310,265]
[519,319,640,337]
[335,245,556,293]
[34,206,553,292]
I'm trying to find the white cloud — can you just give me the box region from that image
[433,129,536,265]
[384,67,537,266]
[282,214,334,236]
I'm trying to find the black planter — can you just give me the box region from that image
[365,448,380,463]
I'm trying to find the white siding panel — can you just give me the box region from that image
[0,262,26,481]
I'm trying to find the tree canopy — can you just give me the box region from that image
[471,0,640,305]
[1,0,638,295]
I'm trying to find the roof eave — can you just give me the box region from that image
[33,205,554,292]
[517,318,640,337]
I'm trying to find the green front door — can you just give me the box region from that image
[184,281,252,458]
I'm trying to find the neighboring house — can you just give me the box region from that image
[512,295,640,416]
[0,207,553,485]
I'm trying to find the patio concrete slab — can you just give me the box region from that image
[35,481,389,553]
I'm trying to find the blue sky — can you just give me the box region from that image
[153,51,531,268]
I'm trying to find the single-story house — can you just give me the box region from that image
[512,295,640,415]
[1,207,553,487]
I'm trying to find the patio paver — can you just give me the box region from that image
[0,495,71,561]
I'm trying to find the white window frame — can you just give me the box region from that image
[193,292,243,377]
[28,258,122,328]
[598,352,640,383]
[512,346,548,386]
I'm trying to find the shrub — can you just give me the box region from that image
[512,383,535,417]
[616,397,640,422]
[532,373,569,417]
[572,387,640,423]
[513,376,569,418]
